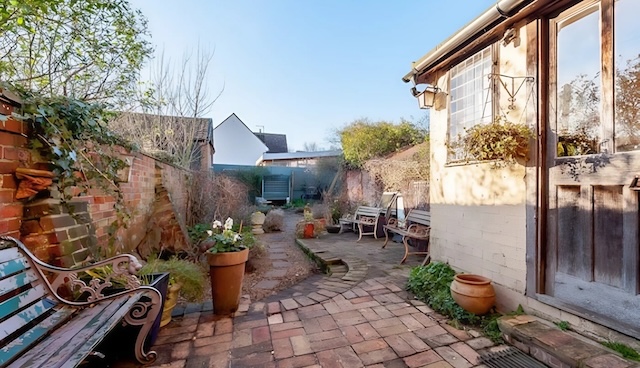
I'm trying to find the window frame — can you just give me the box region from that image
[446,44,499,163]
[549,0,618,158]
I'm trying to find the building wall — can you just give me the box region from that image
[213,115,267,165]
[429,25,531,311]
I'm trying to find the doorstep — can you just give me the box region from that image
[498,315,640,368]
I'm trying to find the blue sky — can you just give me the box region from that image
[131,0,496,151]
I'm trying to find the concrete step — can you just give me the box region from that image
[498,315,640,368]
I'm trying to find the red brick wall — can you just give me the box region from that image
[0,95,30,240]
[0,90,193,266]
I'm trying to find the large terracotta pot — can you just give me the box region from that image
[450,274,496,315]
[207,248,249,315]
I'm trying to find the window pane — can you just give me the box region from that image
[556,7,601,157]
[615,0,640,152]
[449,46,493,160]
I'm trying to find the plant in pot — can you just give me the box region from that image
[203,217,253,315]
[138,257,206,327]
[296,204,316,238]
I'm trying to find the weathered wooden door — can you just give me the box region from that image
[545,0,640,337]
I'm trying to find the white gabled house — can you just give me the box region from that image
[213,114,269,165]
[404,0,640,340]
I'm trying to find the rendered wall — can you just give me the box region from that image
[428,25,530,311]
[213,115,268,165]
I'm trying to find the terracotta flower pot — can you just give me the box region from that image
[303,223,315,238]
[450,274,496,315]
[207,248,249,315]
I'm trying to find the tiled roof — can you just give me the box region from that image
[254,132,288,153]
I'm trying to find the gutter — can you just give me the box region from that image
[402,0,536,84]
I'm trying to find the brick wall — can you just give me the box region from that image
[0,91,29,241]
[0,88,193,267]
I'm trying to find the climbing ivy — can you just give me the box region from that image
[14,88,136,255]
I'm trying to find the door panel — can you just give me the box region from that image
[593,185,624,288]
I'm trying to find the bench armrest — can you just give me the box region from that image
[406,224,430,238]
[1,236,149,306]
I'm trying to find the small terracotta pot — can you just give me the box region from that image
[303,223,315,238]
[207,248,249,315]
[450,274,496,315]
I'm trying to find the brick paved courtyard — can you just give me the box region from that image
[114,219,505,368]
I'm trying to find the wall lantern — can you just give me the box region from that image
[412,85,445,110]
[630,175,640,191]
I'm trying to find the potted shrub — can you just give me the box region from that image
[203,218,253,315]
[139,257,206,327]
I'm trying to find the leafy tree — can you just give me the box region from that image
[0,0,152,103]
[338,118,428,167]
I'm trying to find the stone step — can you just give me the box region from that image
[498,315,640,368]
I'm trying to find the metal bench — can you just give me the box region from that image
[0,236,161,367]
[382,209,431,264]
[339,206,383,241]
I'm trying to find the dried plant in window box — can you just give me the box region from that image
[456,116,534,166]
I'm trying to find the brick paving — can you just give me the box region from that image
[112,214,506,368]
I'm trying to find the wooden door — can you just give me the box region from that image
[545,0,640,337]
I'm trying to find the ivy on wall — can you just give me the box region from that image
[12,88,136,255]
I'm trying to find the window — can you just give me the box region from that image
[555,5,601,157]
[614,0,640,152]
[553,0,640,156]
[448,46,495,161]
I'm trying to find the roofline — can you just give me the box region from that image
[402,0,536,84]
[214,113,269,151]
[260,150,343,161]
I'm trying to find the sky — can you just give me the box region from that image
[130,0,497,151]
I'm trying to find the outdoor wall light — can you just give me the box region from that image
[630,175,640,191]
[412,85,446,110]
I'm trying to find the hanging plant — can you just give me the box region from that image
[454,116,534,166]
[11,87,137,256]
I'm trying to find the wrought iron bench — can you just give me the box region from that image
[0,236,161,367]
[339,206,382,241]
[382,209,431,264]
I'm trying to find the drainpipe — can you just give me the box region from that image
[402,0,535,83]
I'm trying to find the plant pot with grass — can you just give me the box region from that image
[139,257,206,327]
[205,218,253,315]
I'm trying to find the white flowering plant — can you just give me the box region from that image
[205,218,250,253]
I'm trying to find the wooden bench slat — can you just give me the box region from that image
[0,248,26,267]
[0,298,56,341]
[0,257,30,282]
[0,283,47,320]
[0,306,75,367]
[13,295,141,368]
[63,295,143,367]
[0,269,39,298]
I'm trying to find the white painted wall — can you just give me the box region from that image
[428,25,530,311]
[213,114,268,165]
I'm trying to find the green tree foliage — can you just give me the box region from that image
[0,0,152,103]
[339,118,428,167]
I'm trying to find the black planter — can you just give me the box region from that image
[326,225,341,234]
[145,272,170,347]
